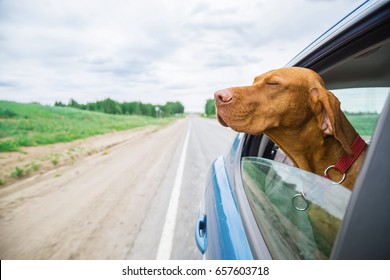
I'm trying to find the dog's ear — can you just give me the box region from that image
[310,84,354,155]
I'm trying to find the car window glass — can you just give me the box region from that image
[333,87,390,139]
[241,157,351,259]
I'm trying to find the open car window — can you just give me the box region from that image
[239,88,390,260]
[241,157,351,259]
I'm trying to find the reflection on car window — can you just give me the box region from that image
[241,157,351,259]
[334,87,389,139]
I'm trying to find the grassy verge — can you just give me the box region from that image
[0,100,177,152]
[345,112,379,138]
[203,114,216,119]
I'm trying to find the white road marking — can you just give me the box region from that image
[156,122,191,260]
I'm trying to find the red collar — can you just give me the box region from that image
[324,135,366,184]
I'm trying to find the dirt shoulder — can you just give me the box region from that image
[0,125,162,189]
[0,118,187,259]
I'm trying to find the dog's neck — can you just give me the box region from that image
[265,119,354,179]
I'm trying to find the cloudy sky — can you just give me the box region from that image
[0,0,365,112]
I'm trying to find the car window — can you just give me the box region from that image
[241,157,351,259]
[333,87,390,139]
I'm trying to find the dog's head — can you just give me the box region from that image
[214,67,354,154]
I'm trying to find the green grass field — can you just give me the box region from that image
[0,100,177,152]
[345,112,379,138]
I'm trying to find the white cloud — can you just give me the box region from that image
[0,0,364,112]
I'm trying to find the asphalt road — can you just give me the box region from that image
[0,114,236,260]
[127,114,237,260]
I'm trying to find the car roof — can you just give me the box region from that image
[287,0,390,89]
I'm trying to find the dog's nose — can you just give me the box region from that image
[214,89,233,104]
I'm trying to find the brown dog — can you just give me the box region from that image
[215,67,367,190]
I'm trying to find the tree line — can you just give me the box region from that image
[55,98,185,118]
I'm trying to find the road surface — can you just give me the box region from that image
[0,115,236,259]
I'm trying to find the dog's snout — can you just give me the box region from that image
[214,90,233,104]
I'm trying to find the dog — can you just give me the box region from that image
[214,67,367,190]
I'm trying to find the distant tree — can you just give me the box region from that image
[133,102,142,115]
[205,99,215,116]
[86,102,97,111]
[141,103,155,117]
[120,102,131,115]
[68,98,80,109]
[54,101,66,107]
[160,101,184,117]
[101,98,122,114]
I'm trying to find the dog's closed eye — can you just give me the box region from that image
[264,76,283,86]
[265,81,280,86]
